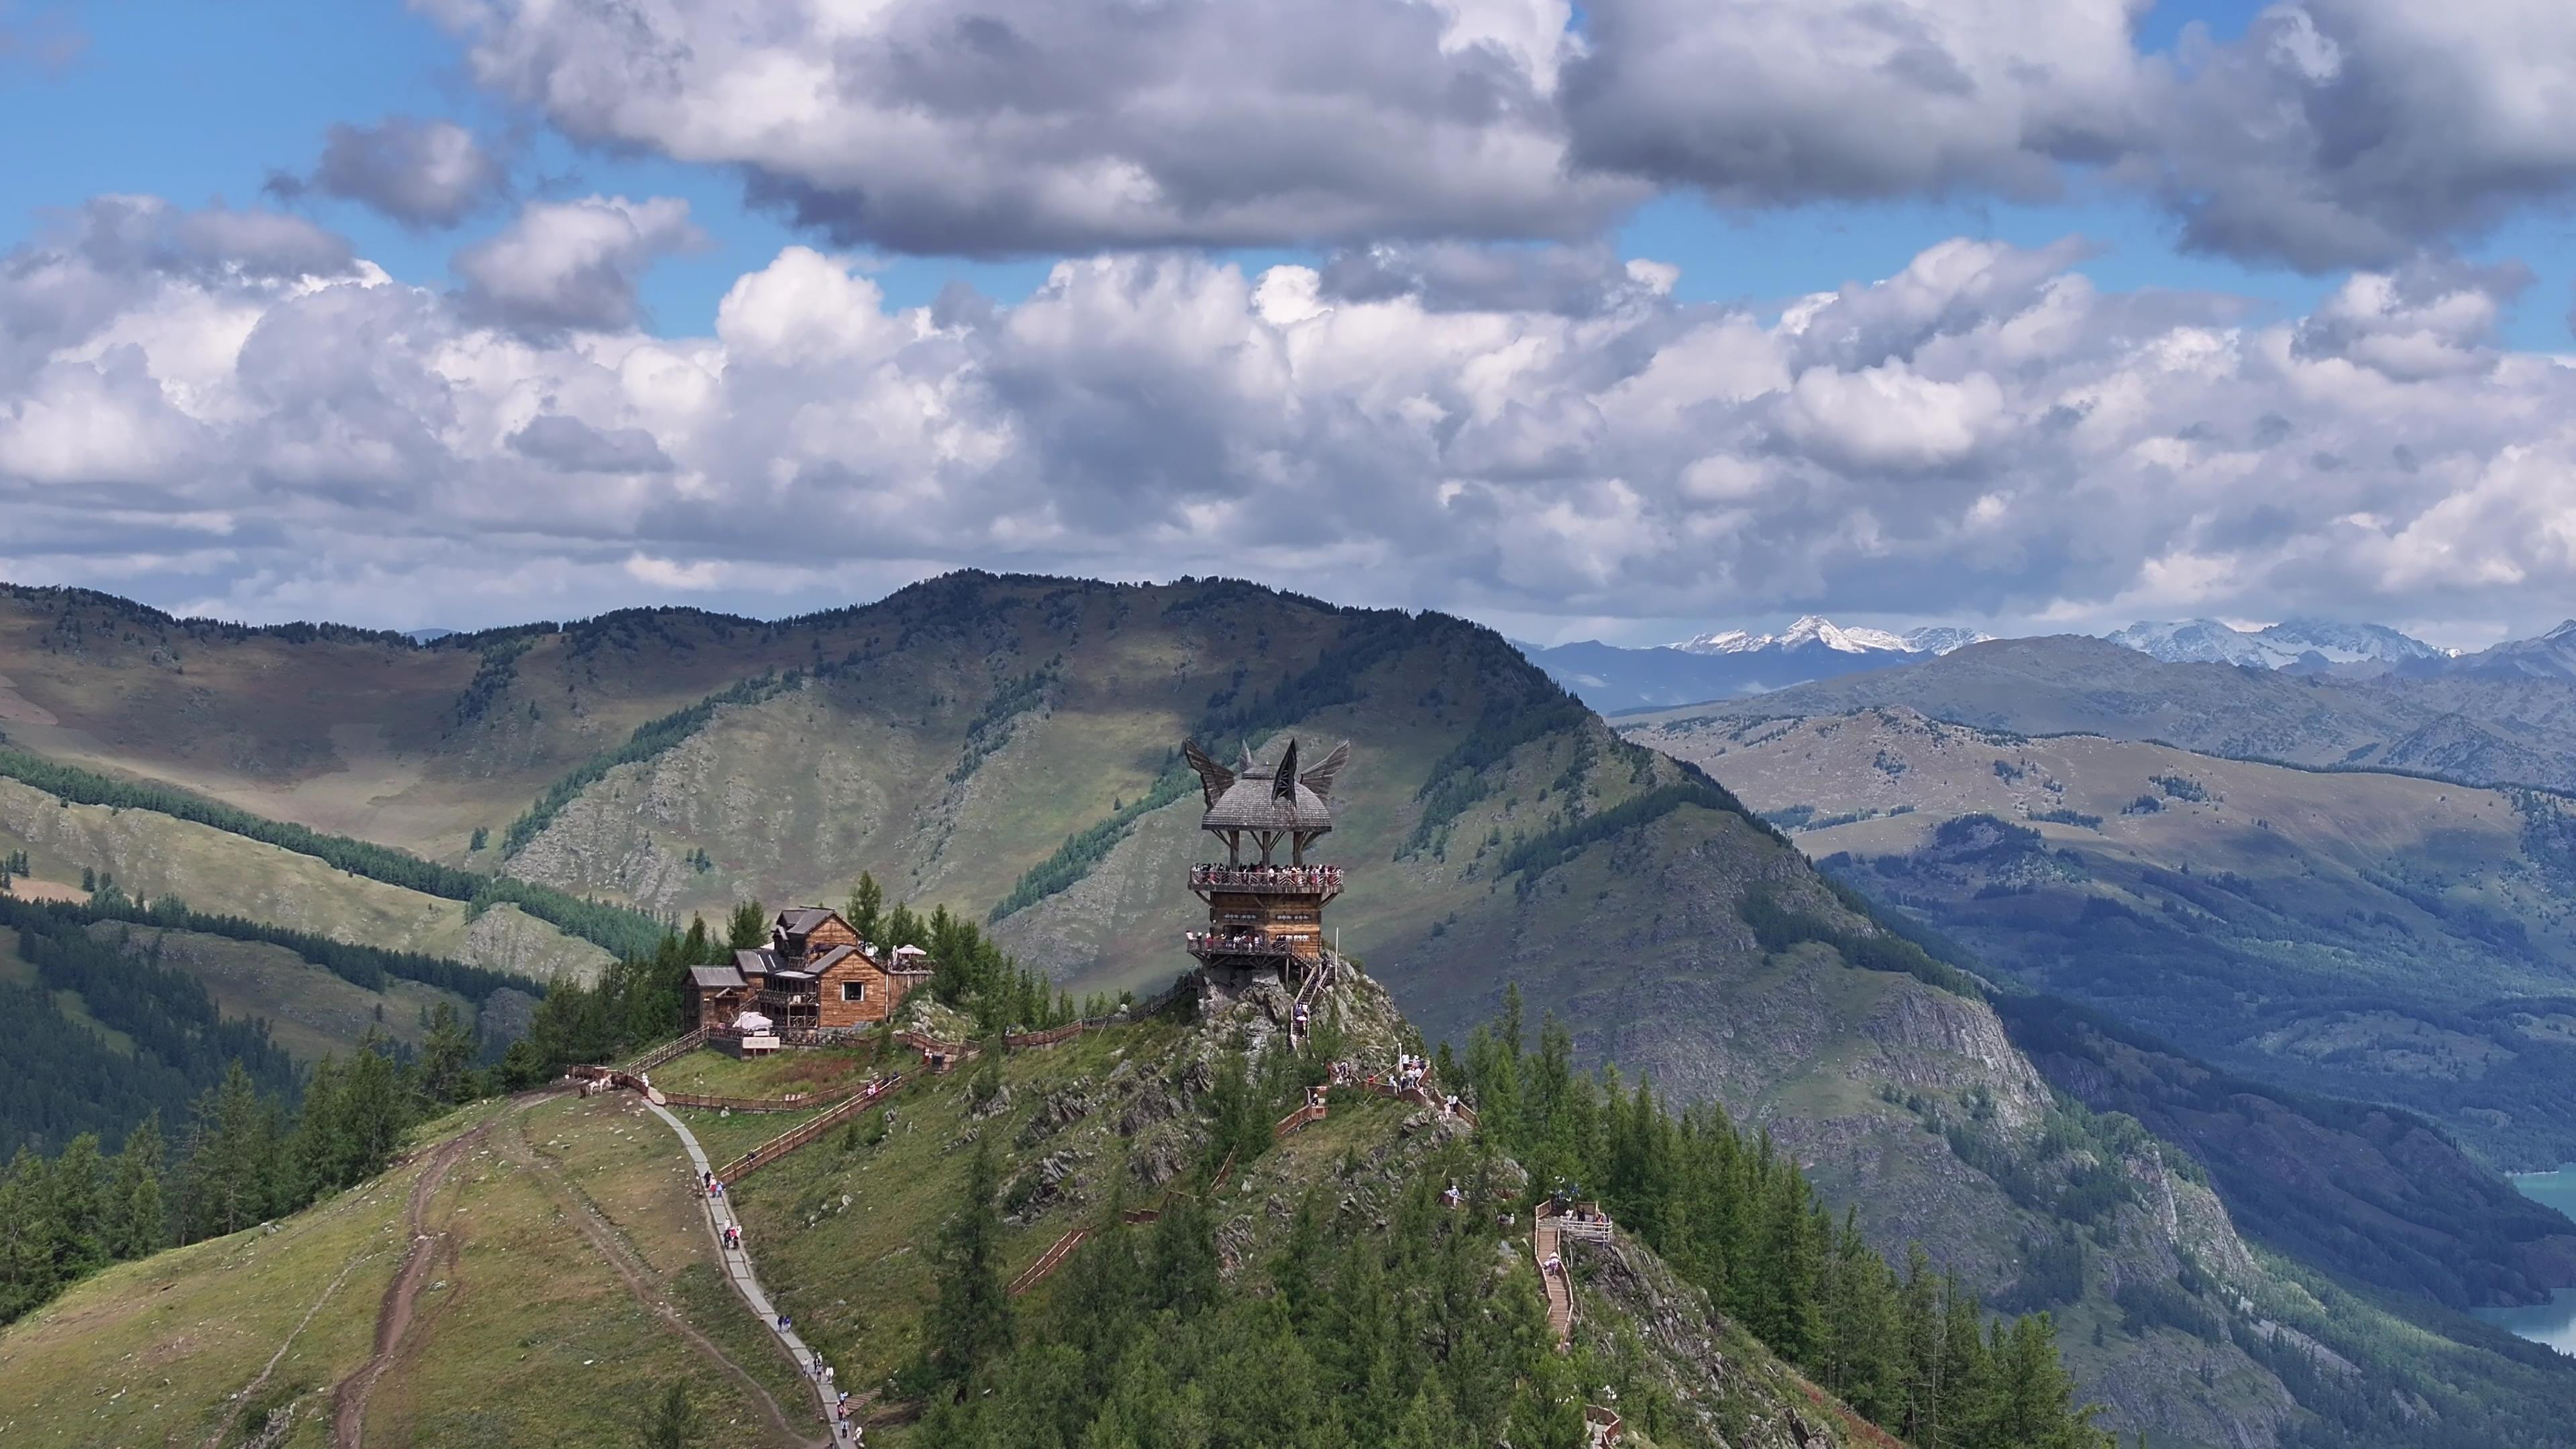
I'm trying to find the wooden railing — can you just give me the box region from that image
[659,1081,866,1114]
[1007,1226,1093,1297]
[1008,1150,1233,1299]
[1535,1214,1574,1348]
[1273,1102,1328,1139]
[621,1027,707,1073]
[714,1073,906,1184]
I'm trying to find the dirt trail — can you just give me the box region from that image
[500,1105,814,1447]
[199,1246,374,1448]
[329,1123,488,1448]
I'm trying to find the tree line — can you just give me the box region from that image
[0,898,304,1155]
[1453,987,2114,1449]
[0,1004,478,1328]
[0,745,667,957]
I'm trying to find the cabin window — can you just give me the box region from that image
[841,981,867,1003]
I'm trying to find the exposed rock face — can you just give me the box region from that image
[1567,1235,1849,1449]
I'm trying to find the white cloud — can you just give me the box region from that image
[453,195,704,334]
[5,197,2576,637]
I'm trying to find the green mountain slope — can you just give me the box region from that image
[11,573,2576,1445]
[0,982,1904,1449]
[1639,707,2576,1167]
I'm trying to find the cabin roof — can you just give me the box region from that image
[690,965,747,990]
[775,907,839,934]
[733,948,777,975]
[810,943,865,971]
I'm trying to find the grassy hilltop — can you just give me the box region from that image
[0,976,1925,1449]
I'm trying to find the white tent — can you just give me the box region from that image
[733,1011,774,1033]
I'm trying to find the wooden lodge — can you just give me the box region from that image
[1180,737,1350,982]
[688,906,936,1034]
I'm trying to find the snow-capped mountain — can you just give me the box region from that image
[1676,616,1913,656]
[1523,616,1990,713]
[1900,626,1994,655]
[2443,619,2576,681]
[2107,619,2443,673]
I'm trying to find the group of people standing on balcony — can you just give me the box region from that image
[1192,863,1343,890]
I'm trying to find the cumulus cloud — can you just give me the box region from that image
[268,117,508,228]
[1318,241,1676,316]
[451,195,703,334]
[5,198,2575,637]
[418,0,1637,254]
[1563,0,2146,203]
[413,0,2576,269]
[2141,1,2576,270]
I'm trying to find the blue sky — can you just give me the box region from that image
[16,0,2565,349]
[3,0,2573,645]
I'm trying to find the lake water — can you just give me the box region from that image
[2471,1167,2576,1356]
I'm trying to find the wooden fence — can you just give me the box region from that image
[1272,1102,1328,1139]
[1007,1226,1093,1297]
[658,1082,866,1114]
[714,1073,906,1184]
[1584,1404,1624,1446]
[621,1028,707,1073]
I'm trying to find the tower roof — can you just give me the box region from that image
[1183,737,1349,834]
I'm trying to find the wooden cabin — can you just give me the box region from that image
[687,963,753,1029]
[757,907,938,1032]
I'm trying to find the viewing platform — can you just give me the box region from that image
[1183,930,1311,963]
[1188,863,1343,900]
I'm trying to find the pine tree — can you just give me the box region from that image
[727,900,767,952]
[1146,1193,1219,1318]
[178,1063,274,1239]
[415,1001,474,1107]
[926,1140,1014,1387]
[0,1148,58,1321]
[336,1032,410,1185]
[45,1133,108,1279]
[847,871,885,944]
[107,1113,167,1260]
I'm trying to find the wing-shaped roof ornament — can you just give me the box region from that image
[1182,738,1236,808]
[1298,739,1352,800]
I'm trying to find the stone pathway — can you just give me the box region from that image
[646,1102,853,1446]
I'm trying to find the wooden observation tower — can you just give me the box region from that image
[1181,737,1350,981]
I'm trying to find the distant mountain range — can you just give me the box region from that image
[2105,617,2445,674]
[1522,612,2576,714]
[1517,615,1990,713]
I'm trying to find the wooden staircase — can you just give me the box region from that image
[713,1073,906,1184]
[621,1028,707,1074]
[1535,1214,1574,1348]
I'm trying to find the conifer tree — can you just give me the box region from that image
[846,871,885,944]
[926,1139,1013,1387]
[0,1148,58,1320]
[415,1001,474,1107]
[726,900,767,952]
[178,1062,273,1239]
[45,1133,107,1278]
[106,1112,167,1260]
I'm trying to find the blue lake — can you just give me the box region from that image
[2471,1167,2576,1356]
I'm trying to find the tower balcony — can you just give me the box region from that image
[1183,930,1314,965]
[1188,863,1344,902]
